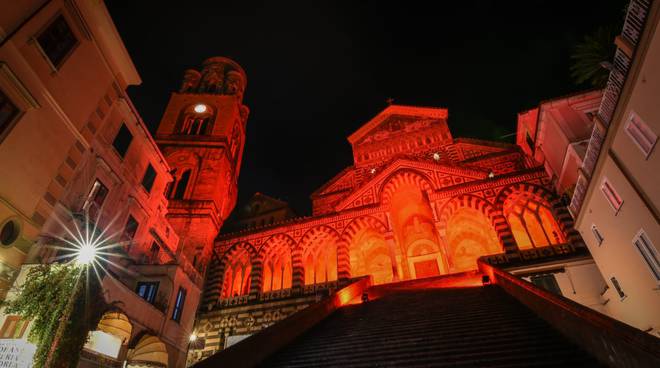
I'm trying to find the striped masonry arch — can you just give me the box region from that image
[495,183,583,247]
[295,225,342,288]
[436,194,517,254]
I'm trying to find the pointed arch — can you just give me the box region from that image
[437,194,503,272]
[496,183,579,248]
[436,194,515,253]
[173,169,191,199]
[379,169,434,205]
[383,169,443,279]
[437,194,496,229]
[340,216,393,284]
[297,225,341,286]
[165,151,202,201]
[259,234,295,292]
[218,242,257,298]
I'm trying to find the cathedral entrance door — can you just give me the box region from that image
[408,253,443,279]
[413,259,441,278]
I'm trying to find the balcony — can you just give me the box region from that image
[569,0,651,217]
[102,274,166,332]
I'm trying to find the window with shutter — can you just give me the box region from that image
[625,111,657,158]
[600,178,623,213]
[633,229,660,283]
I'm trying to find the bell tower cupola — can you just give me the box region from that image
[156,57,249,272]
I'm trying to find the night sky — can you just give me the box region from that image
[106,1,623,216]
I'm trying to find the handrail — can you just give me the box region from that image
[192,276,372,368]
[478,260,660,367]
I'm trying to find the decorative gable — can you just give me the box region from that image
[348,105,452,167]
[334,158,489,212]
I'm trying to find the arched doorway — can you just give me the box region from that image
[385,173,444,279]
[445,207,501,272]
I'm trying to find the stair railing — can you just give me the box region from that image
[478,260,660,368]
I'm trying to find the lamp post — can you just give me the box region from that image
[43,241,98,367]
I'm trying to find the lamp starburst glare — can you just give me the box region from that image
[76,241,98,265]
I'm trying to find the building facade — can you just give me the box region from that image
[0,0,140,300]
[0,1,247,367]
[517,89,603,199]
[187,105,608,362]
[570,0,660,336]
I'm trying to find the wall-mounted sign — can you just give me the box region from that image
[0,339,36,368]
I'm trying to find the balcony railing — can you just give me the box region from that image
[569,0,651,218]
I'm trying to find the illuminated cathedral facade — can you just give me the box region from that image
[188,103,584,361]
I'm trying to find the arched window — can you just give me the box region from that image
[504,191,565,249]
[173,170,191,200]
[164,181,174,199]
[302,233,337,286]
[221,248,252,298]
[180,116,211,135]
[262,245,292,292]
[178,105,214,135]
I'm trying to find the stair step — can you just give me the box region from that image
[258,286,601,367]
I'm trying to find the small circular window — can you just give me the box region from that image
[0,220,19,246]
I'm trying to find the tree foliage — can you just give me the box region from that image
[570,26,618,88]
[3,264,107,368]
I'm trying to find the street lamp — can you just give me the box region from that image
[76,242,98,265]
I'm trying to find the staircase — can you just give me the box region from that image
[260,285,602,367]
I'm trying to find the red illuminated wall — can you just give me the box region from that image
[156,57,249,273]
[202,105,583,305]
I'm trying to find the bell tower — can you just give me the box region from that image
[156,57,249,272]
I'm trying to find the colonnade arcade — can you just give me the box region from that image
[210,171,578,302]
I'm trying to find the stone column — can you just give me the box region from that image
[291,250,304,293]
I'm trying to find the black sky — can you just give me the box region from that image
[106,1,623,216]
